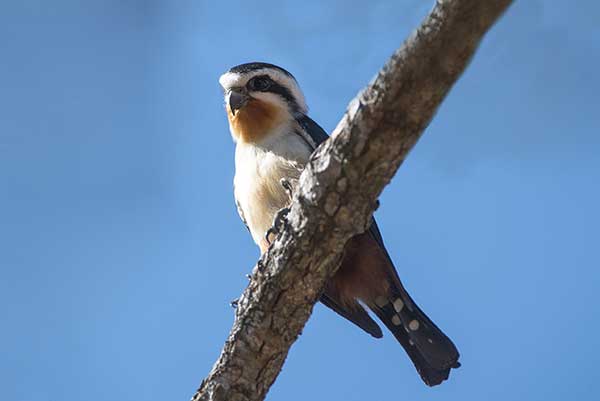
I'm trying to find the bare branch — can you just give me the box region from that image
[192,1,513,400]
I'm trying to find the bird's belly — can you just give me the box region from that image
[234,151,305,246]
[241,174,290,244]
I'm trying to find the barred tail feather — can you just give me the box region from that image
[371,291,460,386]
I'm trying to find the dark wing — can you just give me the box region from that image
[299,115,390,264]
[299,115,460,384]
[299,113,385,244]
[295,114,330,150]
[298,114,386,337]
[320,293,382,338]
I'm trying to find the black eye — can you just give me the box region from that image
[248,76,271,91]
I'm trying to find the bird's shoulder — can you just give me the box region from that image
[294,114,329,150]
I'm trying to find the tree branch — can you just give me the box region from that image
[192,1,512,400]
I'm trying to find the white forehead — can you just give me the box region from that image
[219,68,307,114]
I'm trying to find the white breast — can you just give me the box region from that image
[234,131,312,246]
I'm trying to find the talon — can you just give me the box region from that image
[264,207,290,245]
[280,178,294,199]
[265,227,277,245]
[274,207,290,227]
[273,207,290,234]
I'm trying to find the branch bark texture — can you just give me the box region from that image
[192,1,512,400]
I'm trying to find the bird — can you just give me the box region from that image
[219,62,460,386]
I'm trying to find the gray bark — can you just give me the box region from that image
[192,1,513,400]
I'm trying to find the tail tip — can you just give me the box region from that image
[421,358,461,386]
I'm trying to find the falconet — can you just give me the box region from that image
[219,62,460,386]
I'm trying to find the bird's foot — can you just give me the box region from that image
[264,206,290,245]
[280,178,294,199]
[264,179,294,246]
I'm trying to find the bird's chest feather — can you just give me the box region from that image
[234,134,311,245]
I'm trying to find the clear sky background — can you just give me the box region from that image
[1,1,599,401]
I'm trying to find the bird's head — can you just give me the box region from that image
[219,62,307,143]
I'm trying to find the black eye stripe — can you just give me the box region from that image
[247,76,299,112]
[267,83,293,101]
[268,83,299,112]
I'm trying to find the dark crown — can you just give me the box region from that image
[228,62,295,79]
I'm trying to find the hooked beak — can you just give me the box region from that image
[227,88,249,116]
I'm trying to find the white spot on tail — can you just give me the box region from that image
[375,296,388,308]
[391,315,401,326]
[393,298,404,312]
[409,339,415,346]
[409,320,420,331]
[428,338,434,344]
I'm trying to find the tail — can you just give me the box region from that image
[370,284,460,386]
[365,220,459,385]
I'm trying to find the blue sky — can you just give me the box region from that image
[1,1,599,400]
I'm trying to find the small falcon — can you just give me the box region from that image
[219,62,460,386]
